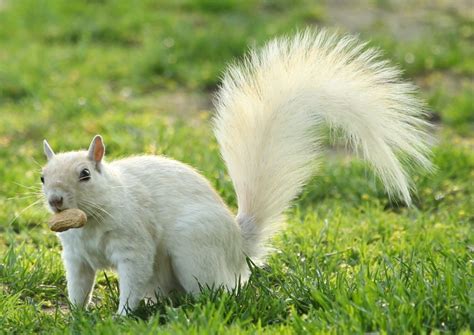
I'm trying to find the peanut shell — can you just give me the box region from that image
[49,208,87,232]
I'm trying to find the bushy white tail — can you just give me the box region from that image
[213,29,432,260]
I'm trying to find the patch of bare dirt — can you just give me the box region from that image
[153,91,213,119]
[324,0,472,41]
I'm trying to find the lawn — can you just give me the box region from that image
[0,0,472,333]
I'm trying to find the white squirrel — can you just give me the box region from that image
[40,29,432,315]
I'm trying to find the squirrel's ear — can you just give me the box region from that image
[87,135,105,166]
[43,139,55,161]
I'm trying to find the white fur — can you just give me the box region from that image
[41,29,431,315]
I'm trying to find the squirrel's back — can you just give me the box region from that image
[110,155,228,212]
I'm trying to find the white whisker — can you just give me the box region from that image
[12,182,41,191]
[8,198,43,226]
[79,199,114,222]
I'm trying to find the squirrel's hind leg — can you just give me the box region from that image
[167,209,249,294]
[116,260,152,315]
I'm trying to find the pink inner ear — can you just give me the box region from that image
[94,138,104,161]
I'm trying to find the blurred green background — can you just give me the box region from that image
[0,0,472,333]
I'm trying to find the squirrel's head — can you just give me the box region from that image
[41,135,107,213]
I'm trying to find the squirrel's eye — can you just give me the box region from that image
[79,168,91,182]
[40,176,44,184]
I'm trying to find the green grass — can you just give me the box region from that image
[0,0,472,333]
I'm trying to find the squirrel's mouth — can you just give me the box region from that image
[53,208,75,215]
[50,206,66,214]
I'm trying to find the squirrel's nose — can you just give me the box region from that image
[48,195,64,209]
